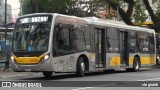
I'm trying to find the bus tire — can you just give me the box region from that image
[132,57,140,72]
[156,59,159,66]
[43,71,52,78]
[126,57,140,72]
[76,57,85,77]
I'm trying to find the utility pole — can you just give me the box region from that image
[117,7,120,21]
[4,0,7,26]
[20,0,23,15]
[4,0,9,70]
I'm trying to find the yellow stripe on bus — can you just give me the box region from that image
[129,57,134,65]
[109,57,120,66]
[140,57,155,65]
[109,57,133,66]
[109,56,155,66]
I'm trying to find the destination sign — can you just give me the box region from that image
[17,15,52,24]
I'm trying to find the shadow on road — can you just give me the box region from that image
[17,68,153,81]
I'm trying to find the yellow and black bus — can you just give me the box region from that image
[10,13,156,78]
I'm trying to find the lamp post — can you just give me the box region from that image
[4,0,9,70]
[20,0,23,15]
[4,0,7,26]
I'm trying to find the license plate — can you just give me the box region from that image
[24,69,31,71]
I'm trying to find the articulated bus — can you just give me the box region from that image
[10,13,156,78]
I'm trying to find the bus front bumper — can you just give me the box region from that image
[10,59,54,72]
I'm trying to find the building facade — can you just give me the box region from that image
[0,0,12,26]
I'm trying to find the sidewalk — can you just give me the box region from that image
[0,68,41,79]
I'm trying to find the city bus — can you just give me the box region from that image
[10,13,156,78]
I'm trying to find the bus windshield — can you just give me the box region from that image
[12,23,51,52]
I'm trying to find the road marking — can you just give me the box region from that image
[137,77,160,81]
[72,87,94,90]
[72,77,160,90]
[71,82,125,90]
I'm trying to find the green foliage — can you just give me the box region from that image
[155,1,160,19]
[133,0,147,25]
[106,0,160,31]
[152,0,158,4]
[21,0,30,15]
[21,0,107,17]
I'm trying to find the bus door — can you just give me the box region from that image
[120,31,129,66]
[95,28,106,68]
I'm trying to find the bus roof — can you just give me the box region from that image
[54,13,155,33]
[83,17,155,33]
[18,13,54,18]
[18,13,155,33]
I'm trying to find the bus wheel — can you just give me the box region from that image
[133,57,140,72]
[43,71,52,78]
[156,58,159,66]
[76,57,85,77]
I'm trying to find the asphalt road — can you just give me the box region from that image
[1,66,160,90]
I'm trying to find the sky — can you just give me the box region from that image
[7,0,20,17]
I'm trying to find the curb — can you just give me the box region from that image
[0,72,42,79]
[0,74,30,79]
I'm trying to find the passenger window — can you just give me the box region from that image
[52,24,75,56]
[129,32,138,52]
[138,32,149,53]
[106,28,119,53]
[149,34,155,53]
[58,27,70,45]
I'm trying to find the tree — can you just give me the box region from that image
[155,2,160,20]
[143,0,160,32]
[21,0,30,14]
[105,0,134,25]
[21,0,107,17]
[133,0,147,25]
[105,0,160,32]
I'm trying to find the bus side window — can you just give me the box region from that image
[129,32,138,52]
[149,34,155,53]
[106,28,119,53]
[74,25,86,52]
[59,27,70,46]
[53,24,74,56]
[53,26,59,56]
[138,32,149,53]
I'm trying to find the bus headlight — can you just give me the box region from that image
[44,55,49,60]
[11,56,16,64]
[40,54,50,64]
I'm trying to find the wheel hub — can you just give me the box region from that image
[81,62,85,71]
[135,61,139,69]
